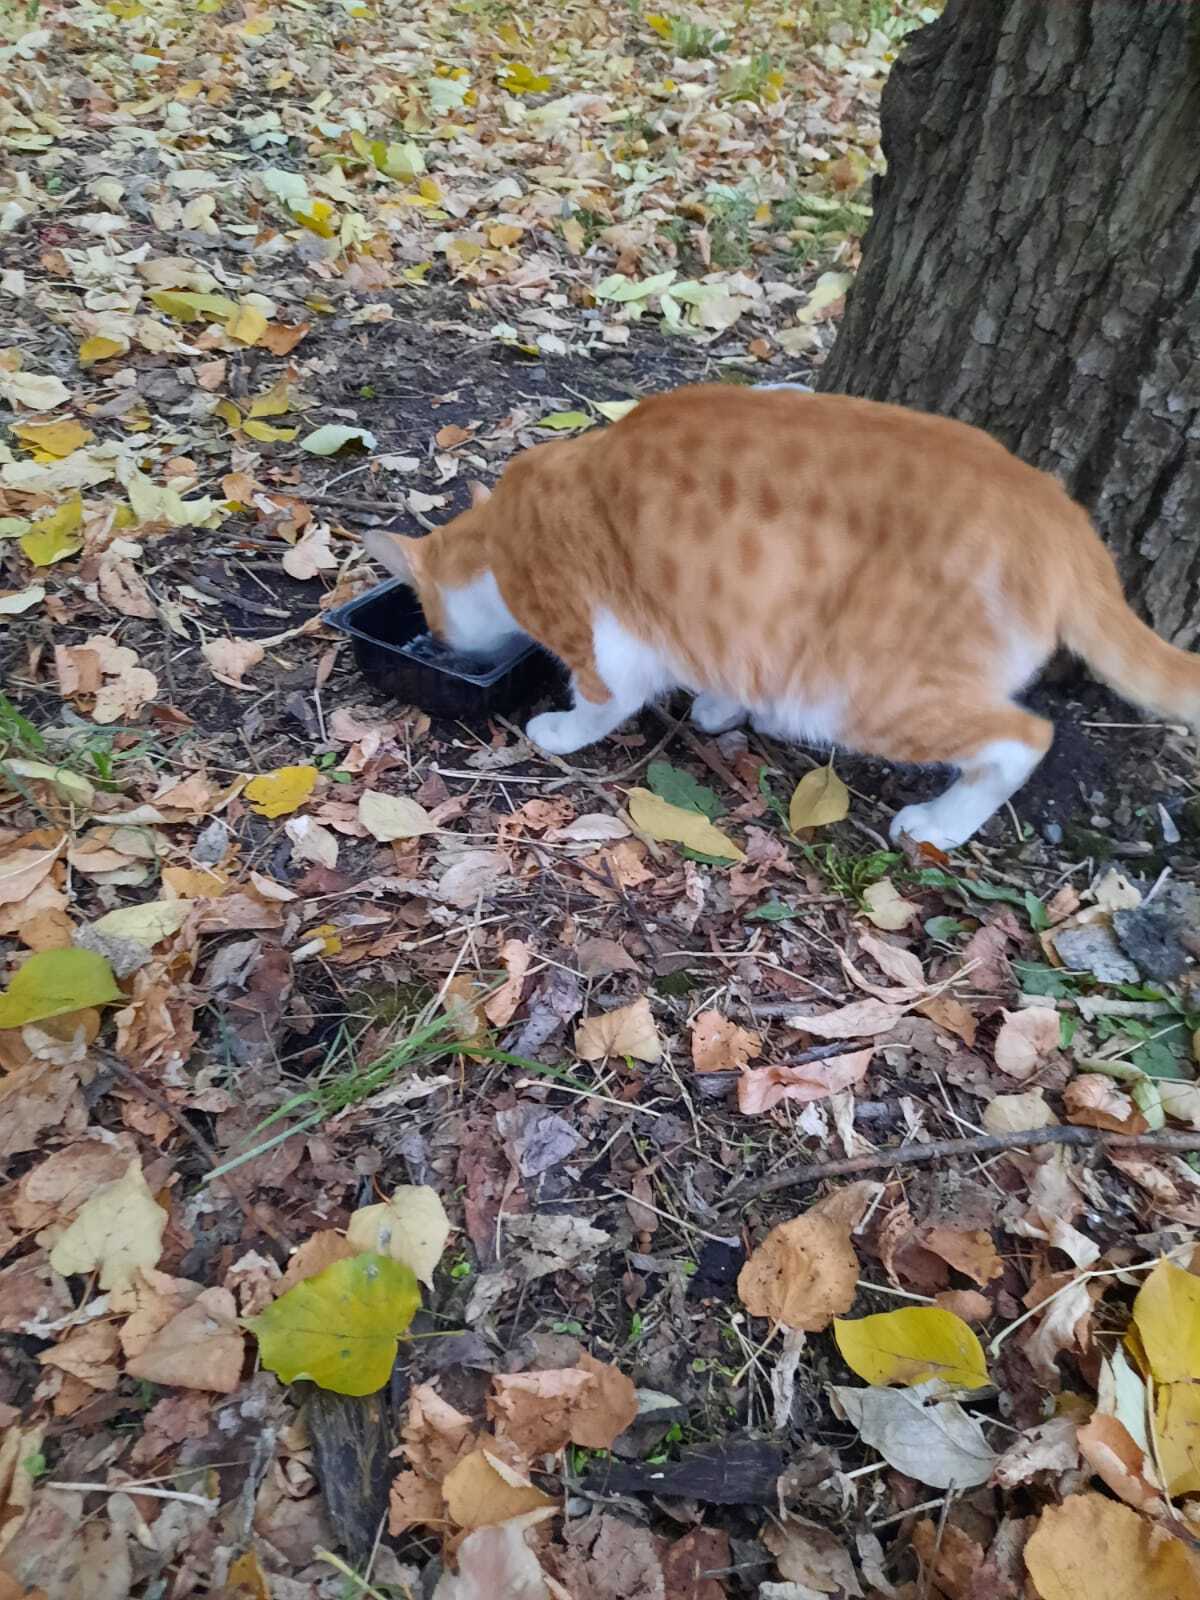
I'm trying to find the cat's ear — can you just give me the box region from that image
[361,528,423,583]
[469,481,492,508]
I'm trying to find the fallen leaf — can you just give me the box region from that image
[48,1158,166,1292]
[227,303,268,344]
[346,1186,451,1287]
[359,790,436,840]
[858,931,925,991]
[11,419,93,457]
[915,994,978,1045]
[442,1449,555,1530]
[575,997,662,1063]
[284,815,339,869]
[982,1088,1058,1133]
[763,1520,860,1597]
[246,1251,420,1396]
[0,948,120,1028]
[125,1286,244,1393]
[299,424,377,455]
[1024,1492,1200,1599]
[994,1005,1062,1080]
[91,899,192,947]
[789,767,849,830]
[484,938,532,1027]
[570,1352,639,1449]
[0,371,71,409]
[202,637,265,688]
[736,1047,873,1113]
[834,1307,989,1389]
[832,1380,998,1489]
[1153,1381,1200,1496]
[862,878,919,930]
[789,999,904,1038]
[627,787,744,861]
[738,1213,858,1331]
[691,1010,762,1072]
[1132,1259,1200,1383]
[245,765,319,818]
[922,1226,1003,1287]
[0,843,61,908]
[432,1509,558,1599]
[1063,1074,1147,1134]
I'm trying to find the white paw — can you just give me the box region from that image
[889,803,968,851]
[691,693,747,734]
[525,711,593,756]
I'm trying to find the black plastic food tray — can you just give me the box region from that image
[327,579,561,719]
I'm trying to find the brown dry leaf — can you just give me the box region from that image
[763,1519,861,1595]
[1076,1414,1163,1513]
[1022,1273,1097,1384]
[1063,1074,1148,1134]
[489,1368,593,1457]
[110,1269,203,1357]
[994,1005,1062,1080]
[1024,1492,1200,1598]
[915,994,978,1046]
[575,997,662,1063]
[11,1137,135,1231]
[432,1509,558,1600]
[570,1352,638,1449]
[0,843,62,909]
[483,938,532,1026]
[37,1320,121,1391]
[737,1213,859,1332]
[125,1286,243,1392]
[690,1010,762,1072]
[0,1420,44,1557]
[388,1471,447,1536]
[201,637,265,688]
[922,1226,1003,1286]
[442,1447,555,1530]
[934,1289,994,1325]
[858,931,924,991]
[278,1230,357,1293]
[911,1520,985,1600]
[789,999,905,1038]
[402,1384,477,1480]
[992,1415,1080,1487]
[736,1047,873,1114]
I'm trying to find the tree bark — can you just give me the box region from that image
[819,0,1200,644]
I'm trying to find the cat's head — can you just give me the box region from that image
[360,483,512,653]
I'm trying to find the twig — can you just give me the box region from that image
[48,1482,217,1508]
[728,1125,1200,1202]
[648,705,757,800]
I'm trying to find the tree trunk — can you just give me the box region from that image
[819,0,1200,644]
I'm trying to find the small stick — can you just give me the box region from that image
[729,1125,1200,1202]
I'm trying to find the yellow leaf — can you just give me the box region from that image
[148,288,238,323]
[443,1448,555,1529]
[227,304,268,345]
[48,1157,166,1291]
[561,217,586,254]
[535,410,593,432]
[245,764,319,818]
[246,1252,420,1396]
[81,334,127,365]
[627,787,744,861]
[0,947,120,1028]
[738,1213,858,1332]
[861,878,919,930]
[1155,1381,1200,1496]
[11,419,94,457]
[358,790,436,841]
[247,373,294,419]
[290,199,337,238]
[213,398,242,429]
[1132,1259,1200,1382]
[788,766,850,830]
[1025,1491,1200,1600]
[645,13,673,38]
[499,61,551,94]
[575,996,662,1063]
[346,1186,451,1287]
[240,14,274,35]
[20,494,84,566]
[92,898,192,947]
[488,222,523,248]
[833,1307,990,1390]
[242,421,298,442]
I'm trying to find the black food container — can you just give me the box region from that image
[327,579,562,719]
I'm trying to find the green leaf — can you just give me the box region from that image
[834,1307,989,1390]
[0,948,121,1029]
[299,424,377,456]
[148,288,239,323]
[924,916,967,942]
[1012,960,1082,999]
[747,899,795,922]
[534,410,593,432]
[646,760,724,819]
[1024,891,1050,932]
[246,1252,420,1396]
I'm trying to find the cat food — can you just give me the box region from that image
[327,578,560,719]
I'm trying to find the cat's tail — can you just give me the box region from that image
[1059,560,1200,730]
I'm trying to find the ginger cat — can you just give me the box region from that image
[363,385,1200,850]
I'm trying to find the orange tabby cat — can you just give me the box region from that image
[363,385,1199,849]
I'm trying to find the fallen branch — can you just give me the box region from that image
[729,1124,1200,1201]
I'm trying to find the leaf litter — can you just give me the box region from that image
[0,0,1199,1595]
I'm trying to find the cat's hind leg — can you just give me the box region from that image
[885,705,1053,851]
[691,691,748,733]
[526,611,674,756]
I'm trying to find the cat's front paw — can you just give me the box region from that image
[525,711,593,756]
[889,803,965,852]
